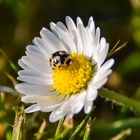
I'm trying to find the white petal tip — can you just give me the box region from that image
[84,102,93,114]
[84,105,92,114]
[108,59,115,68]
[40,27,46,36]
[42,27,46,31]
[49,114,59,122]
[50,22,56,27]
[25,104,40,113]
[77,17,83,25]
[21,96,36,103]
[89,16,93,21]
[65,16,71,20]
[49,110,66,122]
[15,84,20,92]
[95,26,100,33]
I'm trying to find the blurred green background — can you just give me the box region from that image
[0,0,140,140]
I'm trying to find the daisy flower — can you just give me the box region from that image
[15,16,114,122]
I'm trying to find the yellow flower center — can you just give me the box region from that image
[52,53,95,95]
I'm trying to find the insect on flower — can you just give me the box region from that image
[49,51,73,69]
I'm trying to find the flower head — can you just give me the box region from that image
[15,16,114,122]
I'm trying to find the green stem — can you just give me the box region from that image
[11,106,25,140]
[54,119,64,139]
[58,127,72,140]
[36,119,47,140]
[83,128,90,140]
[99,88,140,113]
[83,118,91,140]
[109,128,132,140]
[69,109,94,140]
[92,118,140,134]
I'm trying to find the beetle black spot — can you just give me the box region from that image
[66,59,72,65]
[61,56,66,64]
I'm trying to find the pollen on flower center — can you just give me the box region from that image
[52,53,95,95]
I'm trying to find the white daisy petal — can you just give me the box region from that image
[38,92,67,112]
[56,21,68,33]
[40,27,67,51]
[92,78,108,89]
[21,91,58,103]
[98,44,109,66]
[25,104,40,113]
[23,52,51,72]
[22,95,36,103]
[65,16,85,54]
[65,16,77,38]
[24,50,52,74]
[84,101,93,114]
[50,22,72,53]
[15,83,52,95]
[50,23,77,53]
[49,91,86,122]
[18,69,50,76]
[88,16,95,33]
[49,109,67,122]
[71,101,84,114]
[99,37,107,52]
[35,95,66,106]
[26,45,45,56]
[25,48,48,61]
[93,69,112,83]
[86,86,98,102]
[17,70,52,87]
[18,59,30,70]
[70,92,86,114]
[17,75,52,85]
[77,17,84,26]
[95,27,101,47]
[20,55,51,74]
[76,18,85,54]
[36,95,66,112]
[40,104,61,112]
[22,93,65,112]
[99,59,115,72]
[65,16,80,53]
[33,37,57,54]
[26,44,50,58]
[78,24,93,58]
[56,91,86,114]
[87,25,96,50]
